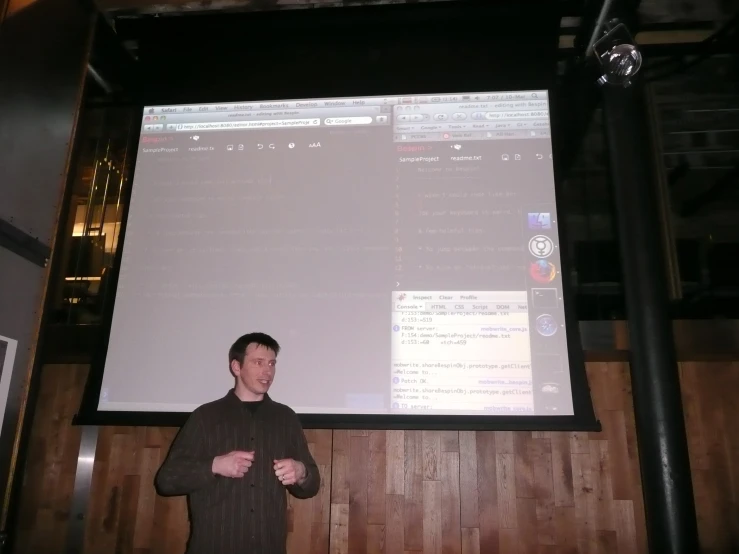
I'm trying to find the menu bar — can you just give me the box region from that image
[146,98,399,114]
[394,130,551,141]
[144,90,548,115]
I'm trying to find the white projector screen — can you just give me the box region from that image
[95,89,581,420]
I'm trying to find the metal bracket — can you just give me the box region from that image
[0,218,51,269]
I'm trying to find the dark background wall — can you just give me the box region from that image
[0,0,93,531]
[123,0,561,106]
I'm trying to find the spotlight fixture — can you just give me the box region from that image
[592,20,643,87]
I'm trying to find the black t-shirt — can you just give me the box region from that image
[243,399,264,413]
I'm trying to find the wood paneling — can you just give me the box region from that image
[11,361,739,553]
[10,364,87,552]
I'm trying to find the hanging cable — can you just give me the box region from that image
[586,0,616,56]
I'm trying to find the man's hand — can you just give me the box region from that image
[212,451,255,478]
[273,458,306,486]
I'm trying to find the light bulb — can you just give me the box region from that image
[598,43,643,86]
[592,21,643,88]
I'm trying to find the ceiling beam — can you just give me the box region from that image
[559,28,715,48]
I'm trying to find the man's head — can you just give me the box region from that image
[229,332,281,401]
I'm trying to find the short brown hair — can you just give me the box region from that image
[229,332,281,367]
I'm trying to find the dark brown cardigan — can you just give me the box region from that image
[155,390,320,554]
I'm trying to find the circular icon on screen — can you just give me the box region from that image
[541,382,560,394]
[536,314,558,337]
[529,260,556,283]
[528,235,554,258]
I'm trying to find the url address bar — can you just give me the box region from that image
[175,118,321,131]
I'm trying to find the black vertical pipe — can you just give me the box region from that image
[602,78,699,553]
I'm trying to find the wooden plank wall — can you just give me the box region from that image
[11,361,739,554]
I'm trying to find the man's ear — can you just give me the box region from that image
[230,359,241,376]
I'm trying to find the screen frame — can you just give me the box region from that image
[74,85,600,432]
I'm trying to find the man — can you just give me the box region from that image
[155,332,320,554]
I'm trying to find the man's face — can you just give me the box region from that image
[232,343,277,400]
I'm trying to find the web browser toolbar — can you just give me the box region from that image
[140,90,551,143]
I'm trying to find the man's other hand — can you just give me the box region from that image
[212,450,255,478]
[273,458,306,486]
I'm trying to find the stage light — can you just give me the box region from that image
[592,21,643,87]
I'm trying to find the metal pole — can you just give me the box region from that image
[602,78,699,553]
[65,425,98,554]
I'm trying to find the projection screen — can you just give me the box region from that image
[87,89,593,427]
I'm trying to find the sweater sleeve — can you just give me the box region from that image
[155,410,217,496]
[285,414,321,500]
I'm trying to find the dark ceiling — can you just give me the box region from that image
[97,0,738,24]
